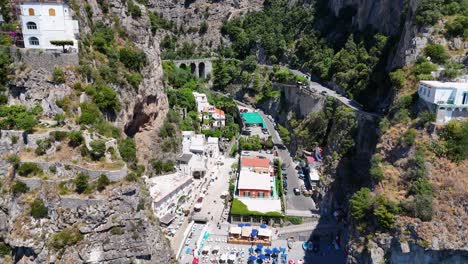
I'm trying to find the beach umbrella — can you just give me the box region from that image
[272,248,280,254]
[249,256,257,261]
[260,224,267,228]
[192,258,199,264]
[251,229,259,237]
[257,244,264,249]
[245,223,251,226]
[258,254,266,260]
[249,247,254,253]
[280,247,286,253]
[238,223,244,227]
[265,248,273,255]
[281,254,287,259]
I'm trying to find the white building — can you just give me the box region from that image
[148,172,193,219]
[418,80,468,123]
[193,92,210,115]
[19,1,79,51]
[193,92,226,128]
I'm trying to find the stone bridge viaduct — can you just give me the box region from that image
[163,58,216,79]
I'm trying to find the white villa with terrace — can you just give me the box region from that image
[193,92,226,128]
[19,1,79,51]
[418,80,468,123]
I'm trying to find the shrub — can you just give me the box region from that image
[407,151,427,182]
[125,172,139,182]
[409,177,433,196]
[11,181,29,195]
[118,138,137,163]
[96,174,110,192]
[111,226,125,235]
[119,47,146,71]
[442,61,463,80]
[68,131,84,147]
[286,216,303,225]
[400,128,417,146]
[151,159,175,175]
[439,120,468,162]
[126,72,142,89]
[350,188,373,223]
[379,117,390,134]
[30,198,48,219]
[0,105,39,132]
[127,1,141,18]
[402,194,433,221]
[158,121,176,138]
[370,154,384,182]
[389,69,405,89]
[74,173,90,194]
[90,140,106,160]
[50,227,83,250]
[50,131,69,142]
[199,21,208,34]
[0,242,10,256]
[49,165,57,174]
[418,111,435,126]
[393,109,410,124]
[374,204,395,230]
[415,0,443,26]
[35,138,52,155]
[53,113,66,125]
[52,67,66,84]
[17,162,43,177]
[424,44,449,64]
[79,102,102,125]
[445,15,468,38]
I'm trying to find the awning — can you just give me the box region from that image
[192,258,199,264]
[258,228,272,237]
[229,226,241,235]
[241,226,252,237]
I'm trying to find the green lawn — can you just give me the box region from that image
[231,198,283,217]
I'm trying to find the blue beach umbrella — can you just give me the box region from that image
[249,256,257,261]
[258,254,266,260]
[265,248,273,255]
[260,224,267,228]
[272,248,280,254]
[249,247,254,253]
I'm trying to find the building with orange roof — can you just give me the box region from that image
[241,156,272,175]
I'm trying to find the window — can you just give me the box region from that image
[252,216,261,223]
[48,8,56,16]
[28,8,35,16]
[26,22,37,30]
[243,191,250,197]
[29,37,39,46]
[258,192,265,198]
[463,93,468,105]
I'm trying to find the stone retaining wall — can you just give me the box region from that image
[11,47,79,72]
[60,196,107,209]
[20,161,128,182]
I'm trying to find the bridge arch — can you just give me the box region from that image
[180,63,187,70]
[190,63,197,75]
[198,62,206,79]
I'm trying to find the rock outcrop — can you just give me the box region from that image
[151,0,263,48]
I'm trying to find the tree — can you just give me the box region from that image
[424,44,449,64]
[12,181,29,195]
[96,174,110,192]
[79,102,102,125]
[94,85,120,112]
[90,140,106,160]
[74,173,89,194]
[118,138,136,163]
[68,131,84,147]
[50,40,74,53]
[349,188,373,223]
[30,198,48,219]
[442,61,463,80]
[119,47,146,71]
[278,125,291,145]
[370,154,384,182]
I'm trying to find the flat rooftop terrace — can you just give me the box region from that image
[241,112,267,128]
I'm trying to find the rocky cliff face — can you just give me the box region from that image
[151,0,263,48]
[0,183,173,264]
[328,0,405,35]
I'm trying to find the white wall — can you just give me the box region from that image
[20,3,79,50]
[419,82,468,106]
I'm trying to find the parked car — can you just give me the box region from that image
[293,188,300,195]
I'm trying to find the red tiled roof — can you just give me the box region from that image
[241,157,270,168]
[215,108,225,116]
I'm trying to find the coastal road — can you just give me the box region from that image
[257,110,317,216]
